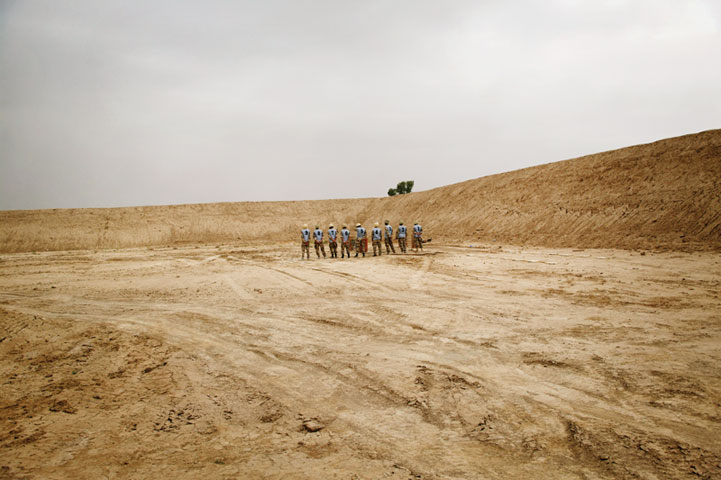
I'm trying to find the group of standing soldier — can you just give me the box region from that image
[300,220,423,260]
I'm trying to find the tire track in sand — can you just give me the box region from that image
[408,256,433,290]
[222,275,254,300]
[223,255,315,288]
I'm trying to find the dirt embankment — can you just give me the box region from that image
[361,129,721,250]
[0,199,368,253]
[1,130,719,253]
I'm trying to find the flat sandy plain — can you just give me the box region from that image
[1,242,720,479]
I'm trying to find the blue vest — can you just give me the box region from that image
[314,229,323,241]
[341,229,350,242]
[356,227,366,239]
[413,225,422,235]
[398,225,407,238]
[301,229,310,241]
[328,228,337,241]
[385,224,393,237]
[372,228,382,240]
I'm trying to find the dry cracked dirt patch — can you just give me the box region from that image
[1,244,720,479]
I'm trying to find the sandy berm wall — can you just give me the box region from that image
[1,130,719,253]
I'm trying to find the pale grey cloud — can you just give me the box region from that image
[1,0,719,209]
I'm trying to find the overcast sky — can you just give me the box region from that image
[1,0,719,210]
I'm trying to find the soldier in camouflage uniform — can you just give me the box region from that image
[313,225,326,258]
[383,220,396,254]
[327,224,338,258]
[355,223,367,258]
[397,221,407,253]
[371,222,383,256]
[300,224,311,259]
[412,221,423,252]
[340,225,351,258]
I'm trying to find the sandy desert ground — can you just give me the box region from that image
[2,242,720,479]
